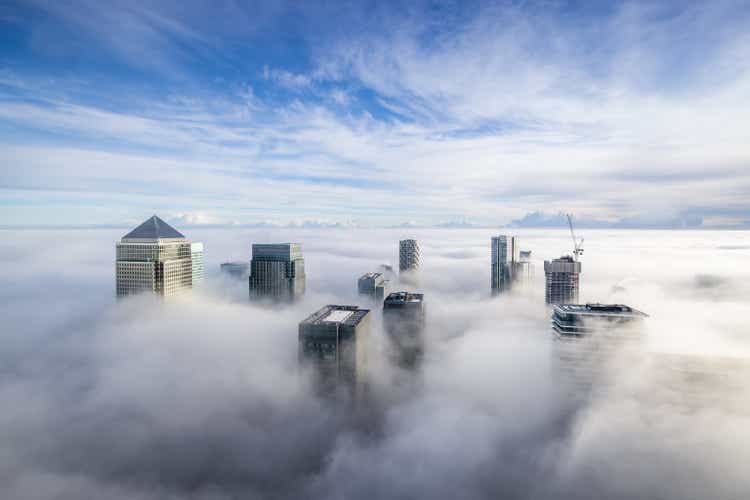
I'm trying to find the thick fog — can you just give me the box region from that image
[1,227,749,499]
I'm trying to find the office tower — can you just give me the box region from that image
[399,239,420,274]
[514,249,534,284]
[190,242,204,286]
[220,261,250,279]
[358,272,388,300]
[115,215,202,298]
[552,303,647,397]
[299,305,371,398]
[248,243,305,301]
[490,235,519,295]
[383,291,425,366]
[551,303,648,339]
[544,256,581,304]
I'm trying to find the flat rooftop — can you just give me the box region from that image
[384,291,424,305]
[555,303,648,318]
[301,305,370,327]
[359,272,383,280]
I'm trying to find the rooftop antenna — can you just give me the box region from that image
[567,213,584,261]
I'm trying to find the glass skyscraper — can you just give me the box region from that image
[248,243,306,301]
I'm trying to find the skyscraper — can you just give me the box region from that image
[190,242,204,286]
[491,235,519,295]
[299,305,371,398]
[399,239,420,273]
[544,255,581,304]
[358,272,388,300]
[248,243,305,301]
[383,291,425,366]
[115,215,202,298]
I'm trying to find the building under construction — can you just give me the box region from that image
[544,255,581,304]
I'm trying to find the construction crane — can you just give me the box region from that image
[566,213,584,261]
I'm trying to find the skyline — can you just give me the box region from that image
[1,1,749,227]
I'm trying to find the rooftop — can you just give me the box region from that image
[301,305,370,327]
[122,215,184,240]
[555,303,649,318]
[384,291,424,305]
[359,272,383,280]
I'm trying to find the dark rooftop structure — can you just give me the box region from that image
[552,303,648,338]
[383,291,424,307]
[122,215,185,240]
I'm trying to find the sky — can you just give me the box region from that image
[1,225,749,499]
[1,0,749,227]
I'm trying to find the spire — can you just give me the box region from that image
[122,215,185,240]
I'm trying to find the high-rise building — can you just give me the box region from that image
[358,272,388,300]
[383,291,425,366]
[491,235,520,295]
[552,303,648,396]
[248,243,305,301]
[544,256,581,304]
[551,303,648,339]
[299,305,371,398]
[190,242,204,286]
[399,239,420,274]
[115,215,202,298]
[514,249,534,284]
[220,261,250,279]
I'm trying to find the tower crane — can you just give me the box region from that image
[566,213,584,261]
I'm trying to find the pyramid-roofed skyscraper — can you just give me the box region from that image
[116,215,203,297]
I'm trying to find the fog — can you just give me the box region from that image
[1,227,749,499]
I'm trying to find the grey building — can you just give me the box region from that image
[220,261,250,279]
[552,303,648,396]
[491,235,520,295]
[383,291,425,366]
[399,239,420,274]
[514,250,534,284]
[358,272,388,300]
[544,256,581,304]
[551,303,648,339]
[248,243,305,301]
[115,215,203,298]
[299,305,371,398]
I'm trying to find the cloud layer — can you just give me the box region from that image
[0,226,749,499]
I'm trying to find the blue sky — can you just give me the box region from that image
[1,0,749,227]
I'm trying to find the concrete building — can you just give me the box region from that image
[383,291,425,366]
[248,243,305,301]
[115,215,202,298]
[544,255,581,304]
[299,305,371,398]
[491,235,520,295]
[220,261,250,279]
[358,272,388,300]
[399,239,420,274]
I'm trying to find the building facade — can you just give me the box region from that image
[551,303,648,339]
[383,291,425,366]
[490,235,520,295]
[399,239,420,274]
[544,256,581,304]
[248,243,305,301]
[299,305,371,398]
[358,272,388,300]
[115,215,202,298]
